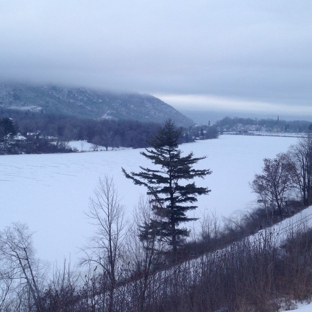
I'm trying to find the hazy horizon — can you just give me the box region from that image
[178,108,312,125]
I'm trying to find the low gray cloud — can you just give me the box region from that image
[0,0,311,115]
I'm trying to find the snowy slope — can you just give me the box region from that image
[281,301,312,311]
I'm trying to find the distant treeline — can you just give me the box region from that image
[216,116,312,133]
[0,108,218,153]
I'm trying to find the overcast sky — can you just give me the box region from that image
[0,1,311,118]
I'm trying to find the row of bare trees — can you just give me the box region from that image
[0,177,162,311]
[79,179,312,312]
[2,174,312,311]
[1,167,312,310]
[251,135,312,219]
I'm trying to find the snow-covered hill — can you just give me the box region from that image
[0,83,194,127]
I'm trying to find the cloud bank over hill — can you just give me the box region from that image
[0,1,311,118]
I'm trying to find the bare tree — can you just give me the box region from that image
[81,176,126,312]
[0,266,15,311]
[125,196,166,312]
[288,135,312,206]
[0,223,46,312]
[251,153,297,217]
[200,210,220,243]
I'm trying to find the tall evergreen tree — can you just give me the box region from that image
[0,117,17,136]
[122,119,211,258]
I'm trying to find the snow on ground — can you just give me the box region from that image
[0,135,299,269]
[68,140,99,151]
[67,140,128,152]
[281,301,312,311]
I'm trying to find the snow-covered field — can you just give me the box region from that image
[0,135,299,268]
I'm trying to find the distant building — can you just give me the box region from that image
[4,133,27,143]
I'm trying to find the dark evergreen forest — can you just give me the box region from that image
[0,108,218,154]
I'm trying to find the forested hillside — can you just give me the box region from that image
[0,109,218,154]
[0,83,194,127]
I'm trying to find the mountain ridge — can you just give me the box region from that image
[0,83,194,127]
